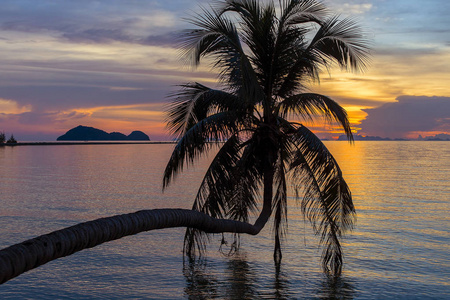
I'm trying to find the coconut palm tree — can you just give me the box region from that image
[164,0,369,274]
[0,0,369,284]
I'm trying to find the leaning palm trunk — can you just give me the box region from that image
[0,208,260,284]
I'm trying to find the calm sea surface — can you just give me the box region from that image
[0,141,449,299]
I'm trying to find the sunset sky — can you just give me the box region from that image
[1,0,449,141]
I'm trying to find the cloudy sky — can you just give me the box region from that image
[1,0,449,140]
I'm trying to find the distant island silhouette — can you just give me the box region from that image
[57,125,150,141]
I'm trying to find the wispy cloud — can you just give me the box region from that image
[0,1,182,43]
[328,2,373,15]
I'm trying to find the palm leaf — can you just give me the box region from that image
[226,138,263,221]
[289,125,355,274]
[192,134,245,219]
[278,93,354,141]
[181,6,264,103]
[166,83,241,137]
[272,144,290,262]
[281,0,328,26]
[272,0,329,97]
[184,135,241,258]
[184,133,263,259]
[309,16,370,72]
[220,0,277,85]
[163,111,241,188]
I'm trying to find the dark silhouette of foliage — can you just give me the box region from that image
[6,134,17,144]
[164,0,369,274]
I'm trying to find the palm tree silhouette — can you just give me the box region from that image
[164,0,369,274]
[0,0,369,284]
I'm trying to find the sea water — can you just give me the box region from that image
[0,142,449,299]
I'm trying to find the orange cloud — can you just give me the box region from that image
[0,98,32,114]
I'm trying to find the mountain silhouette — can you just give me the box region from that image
[57,125,150,141]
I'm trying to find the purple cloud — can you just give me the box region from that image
[62,28,134,44]
[140,33,178,47]
[359,96,450,138]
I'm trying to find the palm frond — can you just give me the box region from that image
[163,111,240,188]
[194,135,243,217]
[278,93,353,141]
[181,6,239,66]
[274,40,323,98]
[166,83,242,137]
[219,0,261,19]
[281,0,328,26]
[272,133,292,233]
[289,125,355,274]
[220,1,277,85]
[309,16,371,73]
[226,140,263,221]
[272,146,289,262]
[181,5,264,102]
[184,135,241,258]
[184,133,264,259]
[271,0,329,97]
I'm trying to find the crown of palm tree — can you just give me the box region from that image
[164,0,370,275]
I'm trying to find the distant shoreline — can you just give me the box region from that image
[1,140,449,147]
[1,141,176,146]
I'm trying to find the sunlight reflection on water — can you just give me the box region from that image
[0,142,449,298]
